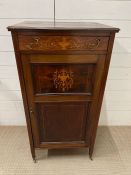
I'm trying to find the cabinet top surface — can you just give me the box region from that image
[8,21,119,32]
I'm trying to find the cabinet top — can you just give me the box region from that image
[7,21,119,32]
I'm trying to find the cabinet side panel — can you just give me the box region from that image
[87,32,116,158]
[11,31,35,159]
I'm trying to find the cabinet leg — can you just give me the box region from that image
[33,157,37,163]
[31,147,37,163]
[89,147,93,160]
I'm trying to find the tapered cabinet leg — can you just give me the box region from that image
[33,157,37,163]
[31,147,37,163]
[89,146,94,160]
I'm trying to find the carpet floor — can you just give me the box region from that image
[0,126,131,175]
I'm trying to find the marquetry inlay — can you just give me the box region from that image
[53,68,74,92]
[19,35,109,51]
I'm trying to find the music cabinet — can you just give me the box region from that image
[8,21,119,162]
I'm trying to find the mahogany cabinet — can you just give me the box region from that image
[8,21,119,161]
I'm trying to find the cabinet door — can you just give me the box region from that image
[21,54,105,147]
[36,102,88,142]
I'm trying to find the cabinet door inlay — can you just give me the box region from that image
[53,68,74,92]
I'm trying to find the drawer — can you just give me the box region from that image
[18,35,109,51]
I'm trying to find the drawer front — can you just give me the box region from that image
[18,35,109,51]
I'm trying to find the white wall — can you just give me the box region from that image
[0,0,54,125]
[55,0,131,125]
[0,0,131,125]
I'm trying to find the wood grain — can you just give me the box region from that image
[9,21,118,160]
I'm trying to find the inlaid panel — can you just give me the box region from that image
[36,102,88,142]
[31,63,96,94]
[18,35,109,51]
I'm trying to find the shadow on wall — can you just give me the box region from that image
[113,38,131,54]
[99,37,130,126]
[0,82,25,125]
[99,96,108,126]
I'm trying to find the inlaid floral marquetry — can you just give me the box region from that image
[53,69,74,92]
[19,36,109,51]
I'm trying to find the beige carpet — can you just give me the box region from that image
[0,126,131,175]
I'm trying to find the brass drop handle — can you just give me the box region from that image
[26,43,33,49]
[34,37,40,43]
[26,37,40,49]
[88,38,101,49]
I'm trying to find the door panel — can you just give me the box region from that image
[36,102,88,143]
[31,63,96,94]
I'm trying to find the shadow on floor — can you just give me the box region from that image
[36,126,119,160]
